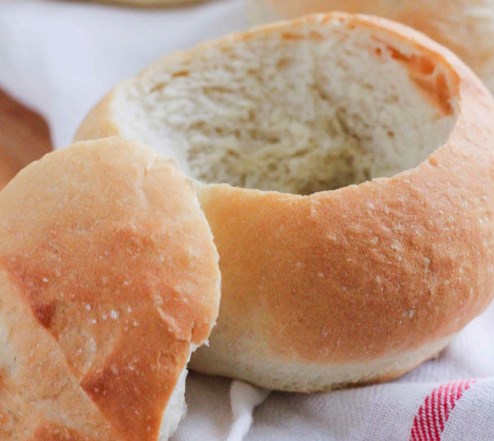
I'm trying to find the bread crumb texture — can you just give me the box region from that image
[114,15,457,194]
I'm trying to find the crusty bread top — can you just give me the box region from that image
[0,137,220,440]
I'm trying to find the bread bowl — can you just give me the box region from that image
[0,137,220,439]
[75,14,494,392]
[247,0,494,93]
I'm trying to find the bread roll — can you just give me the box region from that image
[0,137,220,439]
[75,14,494,392]
[247,0,494,93]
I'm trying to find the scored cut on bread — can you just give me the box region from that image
[247,0,494,93]
[76,13,494,392]
[0,137,220,439]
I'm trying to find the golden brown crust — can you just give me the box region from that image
[0,88,52,188]
[74,94,121,143]
[0,138,220,439]
[76,13,494,391]
[28,424,98,441]
[0,268,116,441]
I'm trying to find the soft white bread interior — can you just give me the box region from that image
[160,368,187,440]
[0,137,220,439]
[75,14,494,392]
[77,16,457,194]
[247,0,494,93]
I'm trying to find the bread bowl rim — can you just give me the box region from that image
[74,12,472,199]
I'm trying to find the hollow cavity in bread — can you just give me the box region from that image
[113,18,457,194]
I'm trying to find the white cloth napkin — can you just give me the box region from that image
[1,1,494,440]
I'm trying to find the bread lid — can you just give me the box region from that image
[0,137,220,440]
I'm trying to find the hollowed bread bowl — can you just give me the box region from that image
[76,14,494,392]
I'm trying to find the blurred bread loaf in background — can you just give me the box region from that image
[0,89,51,188]
[81,0,206,7]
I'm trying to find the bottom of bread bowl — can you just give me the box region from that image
[190,334,453,392]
